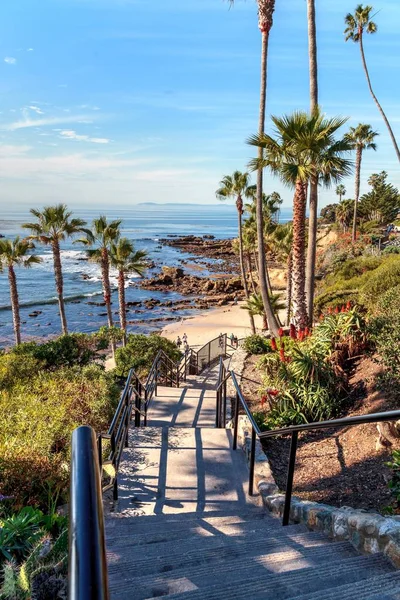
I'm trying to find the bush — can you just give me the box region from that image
[11,330,119,371]
[0,362,119,509]
[369,285,400,386]
[243,334,272,355]
[115,334,181,378]
[383,246,400,255]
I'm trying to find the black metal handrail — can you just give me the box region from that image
[69,426,109,600]
[222,369,400,527]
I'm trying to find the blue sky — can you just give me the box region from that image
[0,0,399,208]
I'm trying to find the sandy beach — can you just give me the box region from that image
[161,302,265,349]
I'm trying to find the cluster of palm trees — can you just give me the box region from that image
[0,205,147,346]
[222,1,399,334]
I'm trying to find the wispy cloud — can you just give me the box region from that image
[28,105,45,115]
[4,57,16,65]
[59,130,110,144]
[3,114,94,131]
[27,48,34,52]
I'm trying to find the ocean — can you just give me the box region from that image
[0,204,292,347]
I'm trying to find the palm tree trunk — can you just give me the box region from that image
[256,19,279,337]
[359,34,400,162]
[292,180,308,329]
[305,0,319,326]
[118,270,127,346]
[237,207,256,334]
[8,265,21,345]
[52,240,68,335]
[306,175,318,325]
[247,252,257,294]
[262,313,268,330]
[286,252,292,326]
[101,248,114,328]
[352,146,362,243]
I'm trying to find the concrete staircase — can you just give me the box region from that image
[105,365,400,599]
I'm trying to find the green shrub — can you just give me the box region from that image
[0,354,43,391]
[242,334,272,355]
[383,246,400,255]
[369,285,400,386]
[115,334,181,378]
[0,363,119,509]
[11,330,119,371]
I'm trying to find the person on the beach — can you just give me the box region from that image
[218,333,224,349]
[182,333,188,346]
[230,333,235,346]
[233,296,238,306]
[234,335,238,348]
[176,336,182,349]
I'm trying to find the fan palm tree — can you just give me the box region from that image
[0,237,41,345]
[110,238,147,345]
[345,5,400,162]
[226,0,279,336]
[216,171,256,334]
[22,205,88,334]
[249,109,352,328]
[242,292,285,331]
[272,224,293,325]
[336,199,354,232]
[344,123,378,242]
[77,216,121,331]
[336,184,346,202]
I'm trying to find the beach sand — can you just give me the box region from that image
[161,302,264,349]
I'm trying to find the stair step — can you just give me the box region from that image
[106,515,300,548]
[107,530,341,577]
[284,572,400,600]
[150,554,393,600]
[109,540,357,599]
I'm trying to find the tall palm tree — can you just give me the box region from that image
[305,0,319,332]
[344,123,378,242]
[0,237,41,345]
[344,4,400,162]
[77,216,121,331]
[22,205,88,335]
[249,109,352,329]
[227,0,279,336]
[336,199,355,232]
[336,184,346,202]
[242,292,285,330]
[216,171,256,334]
[110,238,147,345]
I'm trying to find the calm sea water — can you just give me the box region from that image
[0,204,292,346]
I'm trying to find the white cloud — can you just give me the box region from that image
[4,57,16,65]
[3,114,94,131]
[0,145,31,157]
[59,130,110,144]
[28,105,45,115]
[27,48,34,52]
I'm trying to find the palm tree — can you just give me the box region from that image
[216,171,256,334]
[305,0,319,335]
[242,292,285,330]
[249,109,352,328]
[344,4,400,162]
[336,199,355,232]
[226,0,280,336]
[22,205,88,334]
[77,216,121,331]
[0,237,41,345]
[344,123,378,242]
[272,224,293,325]
[110,238,147,345]
[336,184,346,202]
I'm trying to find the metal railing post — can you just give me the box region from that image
[125,406,130,447]
[233,392,240,450]
[134,377,140,428]
[223,378,227,426]
[249,427,256,496]
[216,388,220,428]
[283,431,298,526]
[97,434,103,475]
[144,389,148,427]
[176,364,179,388]
[111,432,118,501]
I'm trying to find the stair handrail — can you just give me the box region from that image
[220,369,400,527]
